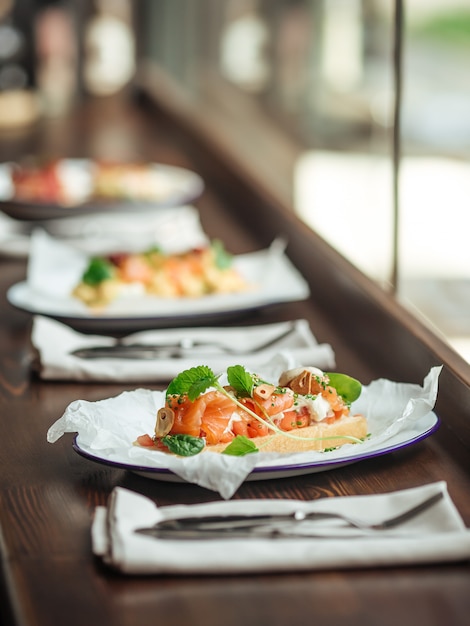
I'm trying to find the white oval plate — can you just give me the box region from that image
[7,248,310,332]
[72,411,439,483]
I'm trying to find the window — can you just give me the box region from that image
[138,0,470,364]
[398,1,470,361]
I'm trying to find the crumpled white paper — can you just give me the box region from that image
[47,365,442,499]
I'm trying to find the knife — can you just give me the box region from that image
[71,344,195,359]
[134,491,444,538]
[133,527,373,541]
[71,323,298,359]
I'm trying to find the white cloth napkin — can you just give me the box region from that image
[91,481,470,574]
[32,316,335,382]
[0,204,208,259]
[40,204,208,256]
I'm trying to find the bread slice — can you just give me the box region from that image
[206,413,368,454]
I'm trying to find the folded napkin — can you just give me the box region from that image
[0,212,30,258]
[32,316,335,382]
[91,481,470,574]
[39,205,210,256]
[0,204,208,259]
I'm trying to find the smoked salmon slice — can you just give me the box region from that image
[167,390,249,444]
[165,387,299,445]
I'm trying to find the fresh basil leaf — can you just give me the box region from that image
[143,245,162,261]
[222,435,258,456]
[144,245,162,255]
[166,365,217,401]
[227,365,254,397]
[326,372,362,405]
[211,239,233,269]
[82,257,115,286]
[161,434,205,456]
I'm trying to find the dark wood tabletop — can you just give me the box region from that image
[0,95,469,626]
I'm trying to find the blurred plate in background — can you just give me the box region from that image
[0,159,204,221]
[7,247,310,333]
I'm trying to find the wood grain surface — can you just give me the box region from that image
[0,95,469,626]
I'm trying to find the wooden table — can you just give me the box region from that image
[0,96,469,626]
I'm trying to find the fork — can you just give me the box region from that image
[135,491,444,539]
[71,322,297,359]
[175,322,297,355]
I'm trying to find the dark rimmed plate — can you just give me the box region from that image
[0,159,204,221]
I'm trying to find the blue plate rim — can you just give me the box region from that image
[71,412,440,478]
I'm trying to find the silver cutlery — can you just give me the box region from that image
[134,491,444,540]
[71,322,297,359]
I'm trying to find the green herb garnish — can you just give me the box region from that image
[211,239,233,269]
[144,245,162,254]
[325,372,362,406]
[222,435,258,456]
[82,257,115,286]
[166,365,218,401]
[143,245,162,259]
[161,434,205,456]
[166,364,254,401]
[227,365,254,397]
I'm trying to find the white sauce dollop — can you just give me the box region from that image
[295,393,333,422]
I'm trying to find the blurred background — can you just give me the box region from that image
[1,0,469,361]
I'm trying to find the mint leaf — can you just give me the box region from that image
[144,245,162,254]
[143,245,162,258]
[161,434,205,456]
[227,365,254,397]
[211,239,233,269]
[326,372,362,405]
[82,257,115,285]
[166,365,218,401]
[222,435,258,456]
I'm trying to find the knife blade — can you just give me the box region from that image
[134,526,370,541]
[71,344,191,359]
[144,511,343,532]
